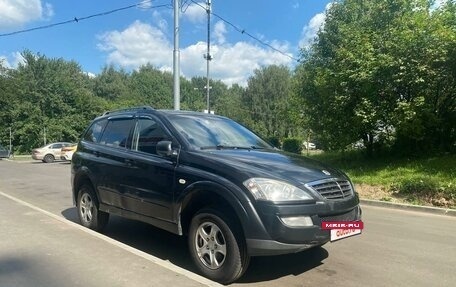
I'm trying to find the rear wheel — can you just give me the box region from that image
[77,185,109,231]
[188,208,250,284]
[43,154,54,163]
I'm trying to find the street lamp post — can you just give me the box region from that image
[204,0,212,113]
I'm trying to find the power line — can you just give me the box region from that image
[1,0,298,62]
[0,0,171,37]
[188,0,298,62]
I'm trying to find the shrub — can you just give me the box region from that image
[282,138,303,154]
[267,136,281,148]
[392,177,440,195]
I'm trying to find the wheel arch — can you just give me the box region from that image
[178,181,251,239]
[72,168,97,206]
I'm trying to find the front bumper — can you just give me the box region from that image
[246,196,362,256]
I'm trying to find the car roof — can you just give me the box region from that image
[98,106,227,120]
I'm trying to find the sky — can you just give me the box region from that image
[0,0,333,86]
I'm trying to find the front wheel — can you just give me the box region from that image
[188,208,249,284]
[77,185,109,231]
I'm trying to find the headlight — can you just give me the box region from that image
[243,178,313,202]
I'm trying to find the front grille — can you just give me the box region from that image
[306,179,353,200]
[320,208,357,222]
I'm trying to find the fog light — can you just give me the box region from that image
[280,216,314,227]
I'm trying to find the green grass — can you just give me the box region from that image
[10,155,33,161]
[308,151,456,208]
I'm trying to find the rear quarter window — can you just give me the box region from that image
[83,119,107,143]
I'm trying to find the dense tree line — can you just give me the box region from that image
[295,0,456,154]
[0,51,296,153]
[1,0,454,155]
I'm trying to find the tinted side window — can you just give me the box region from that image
[51,143,63,149]
[100,119,135,149]
[84,119,107,143]
[134,118,169,155]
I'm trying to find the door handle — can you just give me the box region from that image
[125,159,135,166]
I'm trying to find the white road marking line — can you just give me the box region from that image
[0,190,223,287]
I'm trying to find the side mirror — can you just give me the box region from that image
[156,141,178,157]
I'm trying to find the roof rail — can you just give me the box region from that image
[102,106,154,116]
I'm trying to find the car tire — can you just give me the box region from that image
[43,154,54,163]
[188,208,250,284]
[77,184,109,231]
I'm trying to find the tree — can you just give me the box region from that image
[214,83,245,123]
[94,65,130,102]
[244,65,294,139]
[129,64,173,109]
[295,0,456,154]
[4,51,107,152]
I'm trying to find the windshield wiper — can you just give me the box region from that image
[200,145,257,150]
[250,145,265,149]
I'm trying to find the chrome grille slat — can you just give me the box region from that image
[307,179,353,200]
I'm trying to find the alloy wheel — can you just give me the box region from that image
[194,221,227,269]
[79,193,93,224]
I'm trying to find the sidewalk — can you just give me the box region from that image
[0,195,219,287]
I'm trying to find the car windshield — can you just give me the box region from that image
[169,114,272,150]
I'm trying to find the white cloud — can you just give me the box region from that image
[199,42,293,86]
[213,21,226,44]
[97,21,172,69]
[152,10,169,32]
[0,51,25,68]
[43,2,53,19]
[138,0,152,10]
[182,2,206,23]
[0,0,53,28]
[432,0,448,9]
[0,56,10,68]
[84,71,96,78]
[299,2,333,48]
[98,21,293,86]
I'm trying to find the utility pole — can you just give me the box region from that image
[44,127,46,146]
[9,127,12,154]
[204,0,212,113]
[173,0,180,110]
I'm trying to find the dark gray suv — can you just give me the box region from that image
[71,106,362,283]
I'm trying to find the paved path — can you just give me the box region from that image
[1,160,455,286]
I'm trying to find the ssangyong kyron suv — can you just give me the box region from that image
[71,106,362,283]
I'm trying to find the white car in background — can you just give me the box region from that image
[60,144,77,161]
[32,142,73,163]
[303,141,316,150]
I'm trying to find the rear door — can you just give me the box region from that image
[95,116,136,209]
[50,143,63,158]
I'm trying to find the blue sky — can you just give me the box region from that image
[0,0,332,85]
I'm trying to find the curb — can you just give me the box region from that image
[360,199,456,217]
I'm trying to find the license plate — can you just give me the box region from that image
[330,228,362,242]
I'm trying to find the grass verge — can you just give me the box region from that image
[308,151,456,209]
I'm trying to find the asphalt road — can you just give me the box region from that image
[0,159,455,287]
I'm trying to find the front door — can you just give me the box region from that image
[120,116,176,222]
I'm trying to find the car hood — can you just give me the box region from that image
[186,149,346,186]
